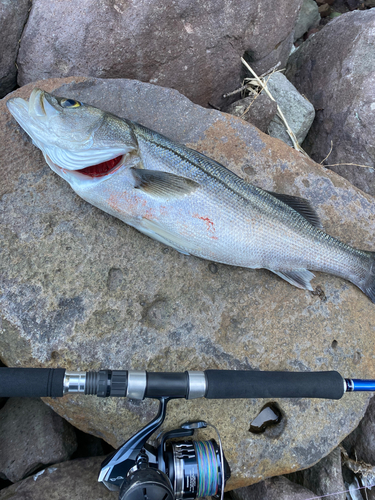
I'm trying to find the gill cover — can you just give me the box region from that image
[6,88,136,171]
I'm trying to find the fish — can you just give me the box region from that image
[6,88,375,303]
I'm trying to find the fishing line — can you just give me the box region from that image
[194,440,220,497]
[302,483,374,500]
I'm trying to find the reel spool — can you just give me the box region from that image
[166,439,224,499]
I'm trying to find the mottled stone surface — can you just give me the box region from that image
[286,10,375,197]
[231,476,318,500]
[0,0,30,98]
[302,448,345,500]
[244,32,295,78]
[223,94,277,133]
[0,457,117,499]
[16,0,303,108]
[0,398,77,482]
[266,72,315,147]
[1,78,375,489]
[287,447,345,500]
[343,396,375,465]
[294,0,320,41]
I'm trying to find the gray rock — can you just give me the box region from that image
[1,77,375,488]
[0,0,31,98]
[287,447,345,500]
[16,0,303,108]
[265,71,315,147]
[303,448,345,500]
[231,476,318,500]
[223,94,277,133]
[0,456,117,499]
[244,31,295,78]
[343,396,375,465]
[294,0,320,41]
[286,10,375,197]
[0,398,77,482]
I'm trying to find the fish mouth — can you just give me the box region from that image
[47,153,126,183]
[7,88,60,130]
[7,88,130,184]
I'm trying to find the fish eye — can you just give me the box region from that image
[60,98,81,108]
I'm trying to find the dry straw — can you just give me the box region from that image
[240,57,307,155]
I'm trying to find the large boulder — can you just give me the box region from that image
[231,476,319,500]
[16,0,303,108]
[0,456,117,499]
[0,398,77,482]
[286,447,346,500]
[286,10,375,197]
[1,77,375,489]
[343,396,375,465]
[0,0,31,98]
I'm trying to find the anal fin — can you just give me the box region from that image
[268,269,315,291]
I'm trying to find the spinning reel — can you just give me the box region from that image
[1,366,375,500]
[99,398,230,500]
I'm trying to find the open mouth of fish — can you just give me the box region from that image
[48,153,125,178]
[7,88,130,184]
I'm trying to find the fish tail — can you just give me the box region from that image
[357,251,375,303]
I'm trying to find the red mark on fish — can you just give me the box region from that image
[193,214,215,233]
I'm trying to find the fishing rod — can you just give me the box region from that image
[1,367,375,500]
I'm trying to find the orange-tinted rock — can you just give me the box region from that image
[1,77,375,488]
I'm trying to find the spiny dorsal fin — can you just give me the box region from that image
[269,269,315,291]
[265,191,323,229]
[132,168,200,199]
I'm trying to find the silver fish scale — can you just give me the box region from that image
[131,123,370,283]
[6,89,374,300]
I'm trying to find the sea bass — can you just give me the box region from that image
[6,89,375,302]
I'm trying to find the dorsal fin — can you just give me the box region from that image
[265,191,323,229]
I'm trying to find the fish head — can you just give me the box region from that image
[6,88,137,190]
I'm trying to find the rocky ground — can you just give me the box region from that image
[1,0,375,498]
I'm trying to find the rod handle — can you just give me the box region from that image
[0,368,65,398]
[205,370,345,400]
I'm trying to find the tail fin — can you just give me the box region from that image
[361,252,375,303]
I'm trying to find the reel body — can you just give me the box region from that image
[99,398,231,500]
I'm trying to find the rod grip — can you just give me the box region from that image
[0,368,65,398]
[145,372,189,398]
[205,370,345,400]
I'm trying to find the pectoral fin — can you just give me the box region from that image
[139,218,202,256]
[132,168,200,199]
[269,269,315,290]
